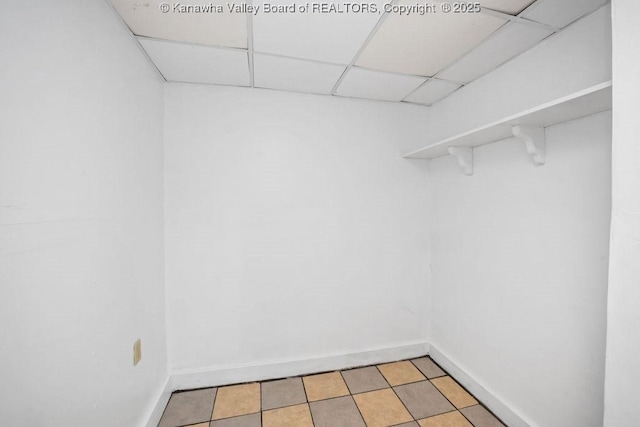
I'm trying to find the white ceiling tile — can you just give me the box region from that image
[404,80,462,105]
[438,21,554,83]
[252,0,383,64]
[111,0,247,48]
[522,0,608,28]
[479,0,537,15]
[336,68,425,102]
[356,2,506,76]
[254,54,346,95]
[139,38,250,86]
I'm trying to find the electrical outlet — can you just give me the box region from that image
[133,339,142,366]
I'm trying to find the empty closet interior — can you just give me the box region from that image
[2,1,638,427]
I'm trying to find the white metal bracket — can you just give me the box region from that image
[512,125,546,166]
[448,146,473,176]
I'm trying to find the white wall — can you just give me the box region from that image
[429,111,612,426]
[164,84,431,374]
[603,1,640,425]
[0,1,166,426]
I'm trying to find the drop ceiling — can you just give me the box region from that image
[110,0,608,106]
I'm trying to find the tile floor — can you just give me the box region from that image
[158,357,506,427]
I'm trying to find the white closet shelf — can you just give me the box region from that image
[403,81,612,160]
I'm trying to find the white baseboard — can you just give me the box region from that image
[429,344,533,427]
[144,374,172,427]
[167,340,429,392]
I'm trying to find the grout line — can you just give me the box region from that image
[209,388,218,422]
[413,409,468,426]
[338,370,369,426]
[376,364,420,423]
[409,360,436,380]
[307,401,317,427]
[300,378,309,401]
[427,376,463,416]
[259,380,262,416]
[339,369,357,395]
[458,408,480,427]
[329,0,399,95]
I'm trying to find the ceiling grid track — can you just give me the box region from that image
[135,35,249,52]
[481,7,559,32]
[247,0,255,87]
[329,0,400,96]
[102,0,167,81]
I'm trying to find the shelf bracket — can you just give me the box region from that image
[448,146,473,176]
[512,125,545,166]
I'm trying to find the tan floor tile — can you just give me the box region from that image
[418,411,473,427]
[263,403,314,427]
[211,383,261,420]
[352,388,413,427]
[377,361,426,386]
[302,371,350,401]
[430,377,478,409]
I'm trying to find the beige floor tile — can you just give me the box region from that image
[263,403,314,427]
[430,377,478,409]
[377,361,426,386]
[211,383,261,420]
[352,388,413,427]
[418,411,473,427]
[302,371,350,401]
